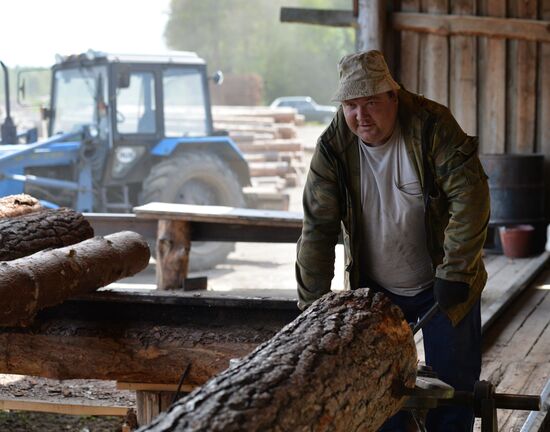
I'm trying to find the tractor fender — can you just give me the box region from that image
[151,136,251,186]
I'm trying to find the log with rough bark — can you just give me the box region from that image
[140,290,417,432]
[0,290,293,384]
[0,208,94,261]
[0,231,150,327]
[0,194,42,218]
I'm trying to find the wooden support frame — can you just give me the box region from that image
[393,12,550,42]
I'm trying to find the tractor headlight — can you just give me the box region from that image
[112,146,145,178]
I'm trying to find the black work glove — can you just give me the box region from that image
[433,277,469,311]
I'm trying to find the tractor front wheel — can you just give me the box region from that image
[141,152,245,271]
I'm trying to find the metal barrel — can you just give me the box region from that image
[480,154,547,254]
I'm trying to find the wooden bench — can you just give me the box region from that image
[132,202,303,290]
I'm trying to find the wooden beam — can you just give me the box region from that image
[393,12,550,42]
[478,0,507,154]
[507,0,538,154]
[357,0,386,51]
[538,1,550,218]
[449,0,477,136]
[134,203,303,228]
[85,211,303,243]
[279,7,355,28]
[399,0,421,92]
[419,1,449,106]
[0,398,128,416]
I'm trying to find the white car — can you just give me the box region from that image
[270,96,336,123]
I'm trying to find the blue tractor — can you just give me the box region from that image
[0,50,251,269]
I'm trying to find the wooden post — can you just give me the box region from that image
[478,0,507,154]
[156,220,191,290]
[450,0,476,136]
[356,0,386,51]
[399,0,421,92]
[539,0,550,219]
[507,0,538,154]
[419,0,449,106]
[136,390,177,427]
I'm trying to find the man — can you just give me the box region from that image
[295,50,490,431]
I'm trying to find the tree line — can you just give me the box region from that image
[163,0,355,105]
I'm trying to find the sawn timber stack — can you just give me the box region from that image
[139,290,417,432]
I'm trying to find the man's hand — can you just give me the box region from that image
[433,277,469,311]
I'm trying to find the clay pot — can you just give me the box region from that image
[499,225,535,258]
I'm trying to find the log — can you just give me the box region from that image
[0,208,94,261]
[156,220,191,290]
[0,194,41,218]
[140,290,417,432]
[0,231,150,327]
[0,290,295,384]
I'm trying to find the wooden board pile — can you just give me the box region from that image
[212,106,307,210]
[0,194,150,327]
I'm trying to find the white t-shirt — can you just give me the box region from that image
[358,123,433,296]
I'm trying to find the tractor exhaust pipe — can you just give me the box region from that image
[1,61,17,144]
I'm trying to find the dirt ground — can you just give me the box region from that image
[0,125,328,431]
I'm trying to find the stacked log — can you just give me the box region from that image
[0,207,94,261]
[212,106,307,206]
[0,199,150,327]
[139,290,417,432]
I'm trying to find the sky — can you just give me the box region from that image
[0,0,171,67]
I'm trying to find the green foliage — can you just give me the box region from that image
[164,0,354,105]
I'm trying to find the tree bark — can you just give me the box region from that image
[0,231,150,327]
[140,290,417,432]
[0,194,41,218]
[0,208,94,261]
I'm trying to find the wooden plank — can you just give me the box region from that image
[523,291,550,363]
[392,12,550,42]
[493,361,538,428]
[481,252,550,332]
[399,0,421,92]
[483,266,550,360]
[507,0,538,154]
[419,1,449,106]
[134,203,303,227]
[279,7,355,27]
[499,362,550,430]
[117,382,196,393]
[0,398,128,416]
[449,0,477,136]
[85,212,302,243]
[478,0,506,154]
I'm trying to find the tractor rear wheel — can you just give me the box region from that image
[141,152,245,271]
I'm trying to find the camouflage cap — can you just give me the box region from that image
[332,50,400,102]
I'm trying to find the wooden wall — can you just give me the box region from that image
[393,0,550,216]
[395,0,549,156]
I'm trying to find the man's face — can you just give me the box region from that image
[342,92,398,146]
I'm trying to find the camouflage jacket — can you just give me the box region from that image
[296,88,490,325]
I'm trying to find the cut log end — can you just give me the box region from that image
[0,194,42,218]
[140,289,417,432]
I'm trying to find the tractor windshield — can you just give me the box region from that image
[163,67,209,137]
[51,66,108,135]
